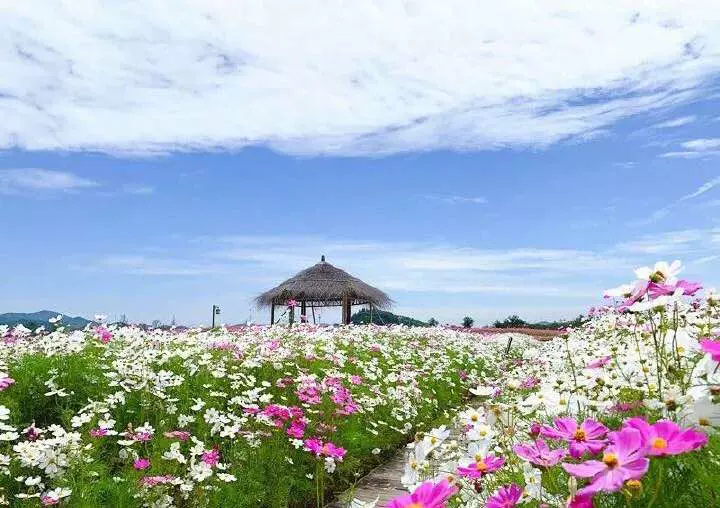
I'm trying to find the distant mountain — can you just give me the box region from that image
[0,310,93,330]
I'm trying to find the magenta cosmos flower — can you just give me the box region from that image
[540,417,608,458]
[562,428,649,496]
[303,438,347,459]
[387,479,457,508]
[486,484,522,508]
[700,338,720,362]
[133,458,151,470]
[623,417,708,456]
[513,438,565,467]
[456,454,504,478]
[585,356,611,369]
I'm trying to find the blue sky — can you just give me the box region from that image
[1,2,719,325]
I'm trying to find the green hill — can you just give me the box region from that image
[350,309,428,327]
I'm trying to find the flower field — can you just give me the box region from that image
[0,319,504,507]
[386,261,720,508]
[0,260,718,508]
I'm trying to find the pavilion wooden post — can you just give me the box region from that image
[342,297,351,325]
[300,301,307,322]
[270,304,275,325]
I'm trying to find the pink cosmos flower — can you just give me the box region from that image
[456,454,505,478]
[349,375,363,385]
[95,326,113,344]
[286,419,306,438]
[585,356,611,369]
[675,280,702,296]
[540,418,608,458]
[134,458,151,470]
[202,447,220,466]
[303,438,347,459]
[41,495,61,506]
[139,475,176,487]
[513,439,565,467]
[617,281,649,312]
[567,493,594,508]
[164,430,191,441]
[287,299,298,308]
[0,376,15,391]
[387,479,457,508]
[486,484,522,508]
[699,338,720,362]
[623,417,708,456]
[562,428,649,496]
[90,428,108,438]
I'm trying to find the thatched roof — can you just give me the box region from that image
[255,256,392,309]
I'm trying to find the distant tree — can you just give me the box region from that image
[428,317,439,326]
[151,319,163,329]
[119,314,128,325]
[493,314,528,328]
[462,316,474,328]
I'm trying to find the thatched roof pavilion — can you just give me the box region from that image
[255,256,392,324]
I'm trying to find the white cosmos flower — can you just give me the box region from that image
[634,260,683,283]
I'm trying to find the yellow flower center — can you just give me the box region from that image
[471,415,478,422]
[430,437,438,445]
[699,417,711,426]
[652,437,668,450]
[626,479,642,492]
[602,453,619,468]
[475,461,488,472]
[573,429,586,441]
[408,504,424,508]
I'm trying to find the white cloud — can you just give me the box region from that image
[651,115,697,129]
[681,138,720,151]
[661,138,720,158]
[122,184,155,195]
[2,2,720,155]
[424,195,488,205]
[0,168,98,194]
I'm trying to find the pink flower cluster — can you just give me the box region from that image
[0,376,15,391]
[303,438,346,459]
[259,404,307,439]
[558,418,706,499]
[95,326,113,344]
[139,474,176,488]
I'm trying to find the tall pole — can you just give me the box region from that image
[212,305,216,328]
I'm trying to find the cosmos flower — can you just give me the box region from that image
[387,479,457,508]
[699,338,720,362]
[513,439,565,467]
[486,484,522,508]
[456,454,504,478]
[623,417,708,456]
[562,428,649,496]
[133,458,151,470]
[540,417,608,458]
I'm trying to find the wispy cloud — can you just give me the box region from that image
[2,3,720,155]
[651,116,696,129]
[122,184,155,195]
[86,229,720,298]
[0,168,98,194]
[640,176,720,223]
[424,195,487,205]
[661,138,720,158]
